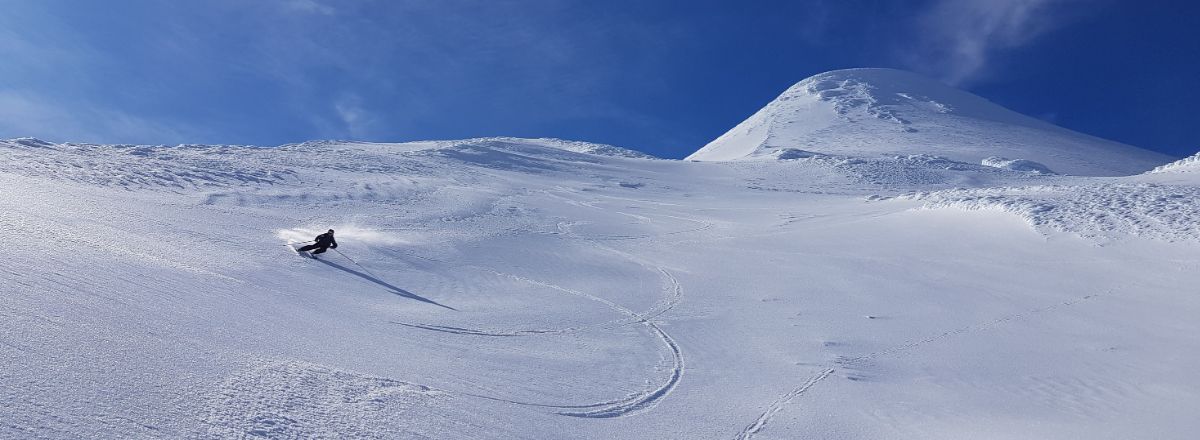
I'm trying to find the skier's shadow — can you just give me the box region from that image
[314,257,458,311]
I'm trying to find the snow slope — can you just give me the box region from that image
[687,68,1173,176]
[3,137,1200,439]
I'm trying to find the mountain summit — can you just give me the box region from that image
[687,68,1171,176]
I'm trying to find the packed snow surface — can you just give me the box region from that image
[3,135,1199,439]
[687,68,1173,176]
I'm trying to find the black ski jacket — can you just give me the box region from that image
[314,232,338,248]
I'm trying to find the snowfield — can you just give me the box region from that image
[3,70,1199,439]
[3,134,1198,439]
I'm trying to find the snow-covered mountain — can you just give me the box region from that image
[3,128,1199,438]
[687,68,1172,176]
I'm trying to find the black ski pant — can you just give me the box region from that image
[298,244,331,254]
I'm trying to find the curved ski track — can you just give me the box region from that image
[388,206,694,418]
[394,265,685,418]
[389,266,676,336]
[553,213,713,242]
[396,189,1124,433]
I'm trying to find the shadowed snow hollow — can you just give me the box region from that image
[687,68,1172,176]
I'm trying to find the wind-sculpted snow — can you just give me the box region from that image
[1151,151,1200,174]
[688,68,1173,176]
[203,360,447,439]
[0,138,298,189]
[278,136,655,161]
[981,156,1056,174]
[736,151,1055,194]
[897,182,1200,241]
[0,136,652,192]
[4,134,1200,439]
[495,137,658,159]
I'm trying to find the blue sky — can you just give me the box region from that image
[1,0,1197,158]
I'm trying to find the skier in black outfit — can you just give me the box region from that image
[298,229,338,255]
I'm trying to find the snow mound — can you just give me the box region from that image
[1150,151,1200,173]
[981,156,1056,174]
[8,137,57,148]
[687,68,1172,176]
[511,137,658,159]
[898,183,1200,241]
[774,148,822,160]
[283,137,655,159]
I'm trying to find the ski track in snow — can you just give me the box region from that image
[9,135,1197,438]
[401,271,684,418]
[732,290,1112,439]
[546,215,688,417]
[734,368,835,440]
[384,200,692,418]
[387,265,665,336]
[544,188,716,242]
[390,321,574,337]
[556,321,684,418]
[840,291,1106,366]
[560,215,714,241]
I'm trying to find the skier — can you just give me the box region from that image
[298,229,338,255]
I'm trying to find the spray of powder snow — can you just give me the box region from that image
[275,225,413,247]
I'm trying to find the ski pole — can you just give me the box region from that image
[334,249,382,279]
[333,248,359,265]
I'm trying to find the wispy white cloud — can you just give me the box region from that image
[0,90,204,144]
[0,1,681,145]
[223,1,671,129]
[907,0,1073,85]
[282,0,335,16]
[333,94,377,139]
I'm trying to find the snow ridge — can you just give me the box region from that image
[896,182,1200,241]
[0,136,653,190]
[1151,151,1200,173]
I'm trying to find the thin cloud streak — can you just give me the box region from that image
[0,1,685,145]
[0,90,206,144]
[334,94,376,139]
[907,0,1070,85]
